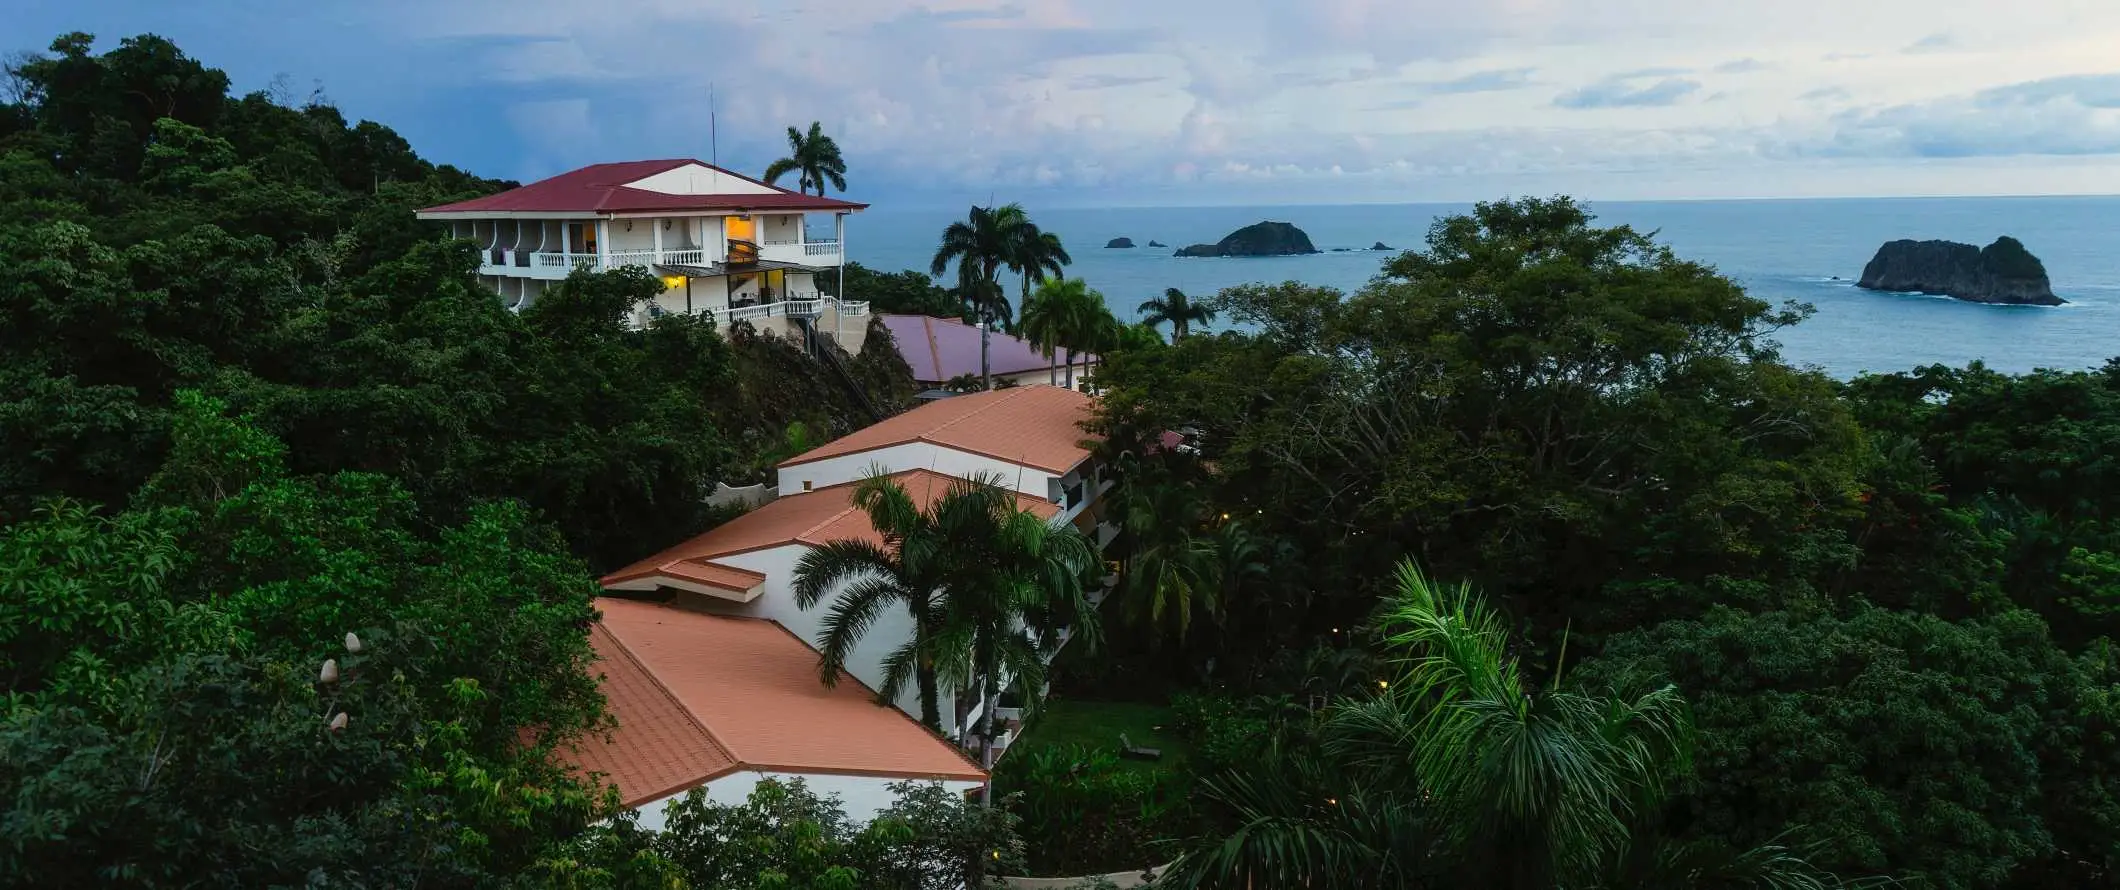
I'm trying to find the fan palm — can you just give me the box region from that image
[761,121,848,197]
[790,470,997,729]
[1137,287,1216,340]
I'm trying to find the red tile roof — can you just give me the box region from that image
[779,386,1096,475]
[558,598,985,805]
[563,623,738,807]
[601,469,1059,589]
[417,159,867,216]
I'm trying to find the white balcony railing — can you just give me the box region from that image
[839,300,869,317]
[605,249,659,269]
[804,242,841,258]
[662,248,706,265]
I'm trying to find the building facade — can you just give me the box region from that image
[416,159,871,352]
[599,386,1114,754]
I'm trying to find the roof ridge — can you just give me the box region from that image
[920,387,1028,440]
[588,618,743,769]
[922,316,943,380]
[793,501,866,545]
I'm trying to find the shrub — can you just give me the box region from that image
[992,745,1188,876]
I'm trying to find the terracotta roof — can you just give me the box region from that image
[878,314,1098,383]
[780,385,1096,475]
[559,597,985,802]
[563,624,738,807]
[602,469,1059,589]
[418,159,867,215]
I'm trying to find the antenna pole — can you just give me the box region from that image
[710,83,720,190]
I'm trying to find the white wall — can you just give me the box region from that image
[633,771,983,831]
[627,164,782,196]
[607,218,658,252]
[761,213,803,244]
[777,443,1062,501]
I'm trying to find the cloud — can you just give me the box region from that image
[1556,73,1702,108]
[96,0,2120,204]
[1808,73,2120,158]
[1902,32,1956,54]
[1067,74,1164,90]
[1714,58,1772,74]
[1420,66,1538,94]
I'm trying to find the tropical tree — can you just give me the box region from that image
[792,470,1001,729]
[932,204,1019,390]
[934,477,1102,797]
[1006,219,1071,326]
[762,121,848,197]
[1019,282,1065,386]
[1137,287,1216,340]
[1161,561,1867,890]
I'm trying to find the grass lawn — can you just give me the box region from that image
[1010,699,1188,773]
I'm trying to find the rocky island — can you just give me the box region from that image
[1175,221,1319,257]
[1857,237,2063,306]
[1148,240,1166,247]
[1105,237,1135,248]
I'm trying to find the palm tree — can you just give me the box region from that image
[1161,561,1864,890]
[1019,282,1065,386]
[1021,278,1101,389]
[931,204,1022,390]
[1061,300,1120,390]
[1116,476,1219,637]
[1006,220,1071,327]
[934,477,1101,801]
[791,471,995,729]
[762,121,848,197]
[1137,287,1216,340]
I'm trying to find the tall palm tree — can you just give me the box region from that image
[934,477,1101,801]
[1006,221,1071,328]
[1061,300,1120,390]
[1161,561,1864,890]
[791,471,995,729]
[931,204,1022,390]
[1022,278,1098,389]
[762,121,848,197]
[1019,282,1065,386]
[1137,287,1217,340]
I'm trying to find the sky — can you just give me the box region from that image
[13,0,2120,207]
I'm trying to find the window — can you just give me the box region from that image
[801,480,812,492]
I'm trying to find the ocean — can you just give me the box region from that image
[846,197,2120,379]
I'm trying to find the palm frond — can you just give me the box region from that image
[811,575,905,688]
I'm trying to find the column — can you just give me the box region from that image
[652,217,664,264]
[835,212,846,346]
[595,219,611,270]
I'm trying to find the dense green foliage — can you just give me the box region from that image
[1077,197,2120,889]
[0,32,918,886]
[1,394,612,886]
[14,29,2120,890]
[821,261,961,318]
[649,778,1023,890]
